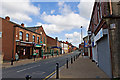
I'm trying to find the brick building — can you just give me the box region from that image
[79,42,84,55]
[1,16,47,61]
[83,36,88,56]
[88,1,120,78]
[47,36,61,55]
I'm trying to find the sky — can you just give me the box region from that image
[0,0,95,47]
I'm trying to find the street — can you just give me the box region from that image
[2,51,80,79]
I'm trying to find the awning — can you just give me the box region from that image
[51,46,61,49]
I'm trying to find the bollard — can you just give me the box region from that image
[56,63,59,79]
[11,58,14,65]
[74,56,75,61]
[71,56,73,64]
[34,55,36,61]
[26,75,32,80]
[66,58,68,69]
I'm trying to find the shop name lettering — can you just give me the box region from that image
[20,43,26,46]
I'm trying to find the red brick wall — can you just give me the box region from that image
[35,26,47,52]
[2,18,15,61]
[15,27,41,43]
[89,2,110,34]
[47,36,57,47]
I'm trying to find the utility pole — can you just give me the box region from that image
[81,26,83,43]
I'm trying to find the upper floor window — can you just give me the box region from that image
[37,37,39,44]
[44,37,45,44]
[26,33,29,42]
[19,31,23,41]
[33,35,35,42]
[40,35,42,41]
[97,4,100,23]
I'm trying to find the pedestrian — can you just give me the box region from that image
[15,53,19,61]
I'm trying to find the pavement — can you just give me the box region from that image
[52,55,109,79]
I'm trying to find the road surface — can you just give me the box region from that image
[2,51,80,80]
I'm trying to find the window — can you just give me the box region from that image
[40,35,42,41]
[44,37,45,44]
[37,37,39,44]
[99,1,102,19]
[19,31,23,41]
[33,35,35,42]
[26,33,29,42]
[97,4,100,23]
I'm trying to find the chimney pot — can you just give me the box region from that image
[21,23,24,27]
[5,16,10,21]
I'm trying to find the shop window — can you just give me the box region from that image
[33,35,35,42]
[26,33,29,42]
[19,31,23,41]
[37,37,39,44]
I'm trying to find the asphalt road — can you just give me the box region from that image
[2,50,80,80]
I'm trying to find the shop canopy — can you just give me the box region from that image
[51,46,61,49]
[34,44,43,47]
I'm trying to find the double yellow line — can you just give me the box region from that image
[43,70,56,80]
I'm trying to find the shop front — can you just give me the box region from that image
[16,40,33,59]
[33,44,42,58]
[94,28,112,77]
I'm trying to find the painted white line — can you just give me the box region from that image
[17,65,40,73]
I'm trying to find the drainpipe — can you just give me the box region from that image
[11,26,15,65]
[109,0,112,15]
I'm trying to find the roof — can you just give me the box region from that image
[26,26,42,32]
[0,17,42,35]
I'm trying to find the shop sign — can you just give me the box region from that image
[20,43,26,46]
[94,28,103,43]
[43,44,46,46]
[0,32,2,38]
[35,44,41,47]
[84,40,88,48]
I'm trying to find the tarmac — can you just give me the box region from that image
[51,55,109,79]
[2,53,69,69]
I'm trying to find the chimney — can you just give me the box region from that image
[55,37,58,41]
[21,23,24,27]
[5,16,10,21]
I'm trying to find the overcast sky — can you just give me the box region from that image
[0,0,95,47]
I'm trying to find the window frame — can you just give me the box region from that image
[26,33,29,42]
[19,31,23,41]
[37,37,39,44]
[33,35,35,42]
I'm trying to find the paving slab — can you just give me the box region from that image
[52,56,109,79]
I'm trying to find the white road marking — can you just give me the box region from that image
[17,65,40,73]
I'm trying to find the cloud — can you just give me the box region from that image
[41,12,89,34]
[65,32,81,47]
[0,0,40,22]
[77,0,95,19]
[58,2,72,15]
[51,10,55,14]
[36,22,63,35]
